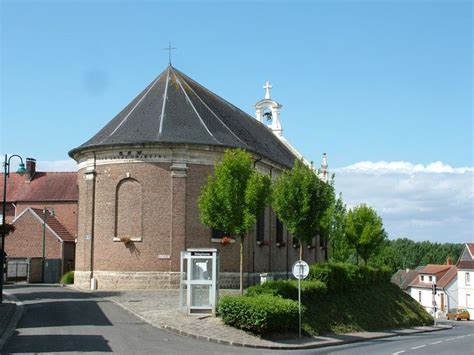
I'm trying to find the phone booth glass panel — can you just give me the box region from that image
[180,248,218,315]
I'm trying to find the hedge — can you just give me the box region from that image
[218,294,302,334]
[245,279,327,301]
[308,262,391,291]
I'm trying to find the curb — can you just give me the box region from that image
[109,295,453,350]
[63,286,455,350]
[0,292,24,351]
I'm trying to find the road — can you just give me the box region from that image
[3,284,256,354]
[3,284,473,354]
[290,320,474,355]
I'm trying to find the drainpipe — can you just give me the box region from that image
[90,152,97,286]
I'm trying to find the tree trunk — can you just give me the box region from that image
[299,239,303,260]
[240,234,244,295]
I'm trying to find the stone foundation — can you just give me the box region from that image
[74,271,181,290]
[74,270,291,290]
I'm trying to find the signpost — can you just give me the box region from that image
[432,283,437,326]
[292,260,309,338]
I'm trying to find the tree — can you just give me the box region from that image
[345,204,386,265]
[321,193,353,263]
[272,159,334,260]
[198,149,271,294]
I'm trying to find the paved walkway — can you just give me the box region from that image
[94,288,451,349]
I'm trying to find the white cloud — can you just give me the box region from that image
[36,159,77,172]
[339,160,474,174]
[334,161,473,243]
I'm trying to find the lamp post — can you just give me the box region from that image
[1,154,26,304]
[41,207,55,283]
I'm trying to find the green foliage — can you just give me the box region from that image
[369,238,463,272]
[198,149,271,294]
[322,193,353,262]
[245,280,327,301]
[60,271,74,284]
[198,148,271,237]
[218,294,301,334]
[345,204,386,265]
[308,262,391,291]
[272,159,334,254]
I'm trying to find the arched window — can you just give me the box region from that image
[115,178,142,241]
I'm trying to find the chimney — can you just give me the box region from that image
[447,256,453,265]
[25,158,36,181]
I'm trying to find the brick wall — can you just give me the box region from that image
[6,210,62,259]
[74,149,327,289]
[15,202,78,237]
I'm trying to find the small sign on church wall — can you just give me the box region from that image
[158,254,170,259]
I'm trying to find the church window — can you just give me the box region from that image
[115,178,142,241]
[276,217,283,244]
[211,228,227,239]
[256,209,265,242]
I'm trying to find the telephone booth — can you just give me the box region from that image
[179,248,219,315]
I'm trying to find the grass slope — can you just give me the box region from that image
[302,282,433,335]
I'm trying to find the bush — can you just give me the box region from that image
[60,271,74,284]
[218,294,302,334]
[308,262,391,290]
[246,279,327,301]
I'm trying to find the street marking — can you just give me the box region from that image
[392,351,405,355]
[457,336,465,339]
[445,337,456,341]
[430,341,442,345]
[411,345,426,350]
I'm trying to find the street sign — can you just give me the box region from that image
[292,260,309,280]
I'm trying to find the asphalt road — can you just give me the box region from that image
[289,320,474,355]
[3,284,473,354]
[3,285,257,354]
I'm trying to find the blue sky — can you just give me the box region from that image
[1,0,472,242]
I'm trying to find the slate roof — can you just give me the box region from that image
[0,172,78,202]
[457,261,474,270]
[69,65,297,168]
[391,269,418,290]
[467,243,474,257]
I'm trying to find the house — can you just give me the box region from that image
[391,269,418,293]
[457,243,474,316]
[407,263,458,318]
[68,65,329,290]
[0,158,78,282]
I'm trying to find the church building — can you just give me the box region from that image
[69,65,328,290]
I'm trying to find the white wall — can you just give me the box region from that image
[457,269,473,317]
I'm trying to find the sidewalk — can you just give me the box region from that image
[96,288,452,350]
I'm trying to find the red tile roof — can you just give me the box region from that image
[28,208,75,242]
[409,265,458,289]
[0,172,78,202]
[418,264,452,274]
[457,260,474,270]
[437,266,457,288]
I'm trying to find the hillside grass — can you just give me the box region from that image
[301,282,433,335]
[235,263,434,336]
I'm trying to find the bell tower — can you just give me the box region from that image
[255,81,283,136]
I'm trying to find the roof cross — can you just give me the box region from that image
[263,81,272,99]
[163,42,177,65]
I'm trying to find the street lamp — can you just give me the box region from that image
[41,207,55,283]
[1,154,26,304]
